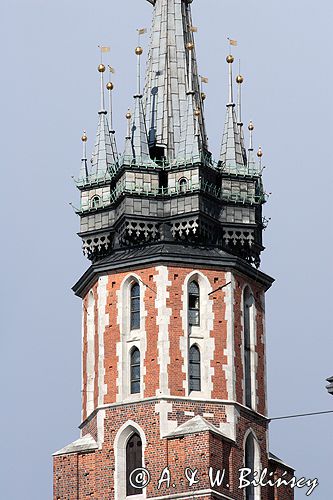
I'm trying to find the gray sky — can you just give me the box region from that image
[1,0,332,498]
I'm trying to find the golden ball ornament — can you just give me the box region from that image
[226,54,234,64]
[98,64,106,73]
[135,46,143,56]
[201,92,207,101]
[248,121,254,131]
[81,132,88,142]
[186,42,194,51]
[126,111,132,120]
[257,147,263,158]
[106,82,114,91]
[236,74,244,84]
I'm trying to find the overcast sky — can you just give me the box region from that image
[1,0,332,498]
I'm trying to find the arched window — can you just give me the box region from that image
[130,348,141,394]
[126,433,143,496]
[244,287,253,408]
[188,280,200,327]
[189,345,201,392]
[245,434,256,500]
[91,195,101,209]
[130,282,140,330]
[179,177,188,193]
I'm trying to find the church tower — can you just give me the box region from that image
[53,1,294,499]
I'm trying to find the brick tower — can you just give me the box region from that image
[53,1,294,499]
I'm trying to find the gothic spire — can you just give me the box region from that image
[143,0,208,161]
[219,54,244,172]
[90,64,118,180]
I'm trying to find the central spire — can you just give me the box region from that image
[143,0,208,161]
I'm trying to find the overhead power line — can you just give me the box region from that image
[270,410,333,421]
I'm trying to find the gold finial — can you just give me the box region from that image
[236,74,244,84]
[126,110,132,120]
[135,46,143,56]
[81,131,88,142]
[226,54,234,64]
[106,82,114,91]
[257,146,263,158]
[201,92,206,101]
[248,121,254,131]
[98,63,106,73]
[186,42,195,51]
[194,108,201,117]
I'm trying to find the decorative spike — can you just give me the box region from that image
[79,131,89,180]
[123,110,133,161]
[90,65,118,179]
[219,55,244,172]
[247,121,256,173]
[106,80,118,159]
[236,70,247,165]
[135,46,144,95]
[98,64,106,112]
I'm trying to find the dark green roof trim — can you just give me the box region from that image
[72,243,274,298]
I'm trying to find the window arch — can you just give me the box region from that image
[245,433,255,500]
[91,195,101,209]
[189,345,201,392]
[130,281,140,330]
[244,286,254,408]
[179,177,188,193]
[130,347,141,395]
[188,280,200,327]
[126,433,143,496]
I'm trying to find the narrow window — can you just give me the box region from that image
[244,287,253,408]
[126,433,143,496]
[188,280,200,327]
[179,177,188,193]
[245,434,256,500]
[189,345,201,392]
[130,282,140,330]
[130,348,141,394]
[91,195,101,209]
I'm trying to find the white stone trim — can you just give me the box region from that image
[81,301,85,427]
[155,400,178,438]
[180,271,215,399]
[97,277,108,407]
[114,420,147,499]
[223,272,236,401]
[86,290,95,417]
[241,284,258,411]
[154,266,171,396]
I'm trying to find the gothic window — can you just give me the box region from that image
[126,433,143,496]
[130,347,141,395]
[188,280,200,327]
[179,177,188,193]
[91,195,101,209]
[189,345,201,392]
[245,433,256,500]
[244,287,253,408]
[130,281,140,330]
